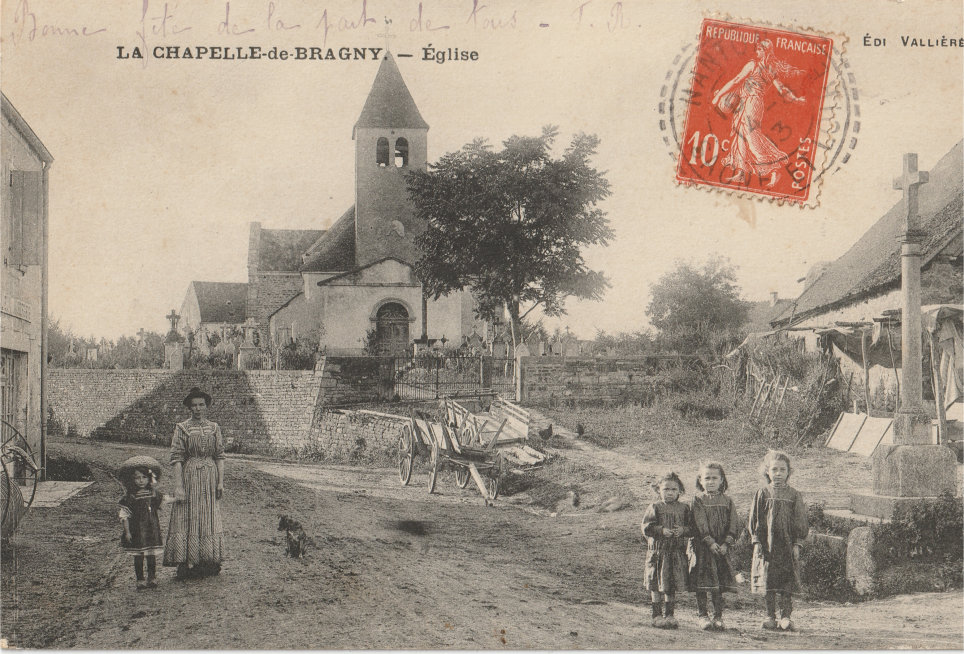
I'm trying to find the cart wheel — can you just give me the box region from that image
[427,442,439,494]
[485,454,505,500]
[459,423,478,447]
[397,424,415,485]
[485,474,500,500]
[455,466,470,489]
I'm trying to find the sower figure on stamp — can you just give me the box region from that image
[163,387,226,579]
[712,39,806,188]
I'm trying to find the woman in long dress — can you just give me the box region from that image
[712,39,806,188]
[163,387,226,578]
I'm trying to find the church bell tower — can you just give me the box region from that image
[353,53,429,268]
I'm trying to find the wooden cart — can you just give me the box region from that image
[397,408,506,501]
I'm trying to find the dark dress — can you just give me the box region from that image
[689,491,741,593]
[747,484,808,594]
[642,501,692,593]
[118,489,164,556]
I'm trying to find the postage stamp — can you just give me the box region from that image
[675,18,838,206]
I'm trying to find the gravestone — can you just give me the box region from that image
[163,309,183,370]
[237,318,261,370]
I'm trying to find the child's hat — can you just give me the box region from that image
[119,455,162,480]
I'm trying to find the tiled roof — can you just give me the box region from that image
[301,206,356,272]
[258,229,325,272]
[746,299,793,332]
[773,140,963,326]
[191,282,247,324]
[353,53,428,135]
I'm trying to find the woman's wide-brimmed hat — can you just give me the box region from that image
[183,386,213,407]
[118,455,163,481]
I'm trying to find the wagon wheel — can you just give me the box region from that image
[485,454,505,500]
[458,422,479,448]
[454,465,470,489]
[427,442,439,494]
[2,420,40,510]
[485,474,500,500]
[397,424,415,485]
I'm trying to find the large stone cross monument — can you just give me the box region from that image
[850,153,957,519]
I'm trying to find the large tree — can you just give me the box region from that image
[407,126,613,352]
[646,257,751,354]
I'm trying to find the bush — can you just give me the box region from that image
[651,366,708,395]
[871,491,963,565]
[808,502,864,538]
[671,391,729,421]
[800,536,859,602]
[867,492,964,597]
[733,338,847,447]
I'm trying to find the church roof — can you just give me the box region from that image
[191,281,248,324]
[772,140,964,327]
[301,206,357,272]
[353,53,428,137]
[258,228,326,272]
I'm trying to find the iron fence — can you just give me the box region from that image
[391,354,515,401]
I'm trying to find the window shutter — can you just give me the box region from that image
[21,171,42,265]
[7,171,24,266]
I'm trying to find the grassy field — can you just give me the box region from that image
[537,403,874,512]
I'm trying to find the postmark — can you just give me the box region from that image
[675,18,842,206]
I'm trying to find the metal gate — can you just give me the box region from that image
[391,354,514,401]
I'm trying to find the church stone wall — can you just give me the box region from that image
[250,272,303,337]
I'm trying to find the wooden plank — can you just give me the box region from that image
[520,445,546,461]
[468,463,490,499]
[929,332,948,443]
[484,419,508,452]
[824,412,845,447]
[860,329,872,416]
[826,412,867,452]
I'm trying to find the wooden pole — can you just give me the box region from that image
[886,322,901,415]
[860,328,872,416]
[929,332,947,444]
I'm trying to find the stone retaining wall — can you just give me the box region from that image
[297,409,409,458]
[47,369,321,452]
[46,366,414,457]
[519,356,677,406]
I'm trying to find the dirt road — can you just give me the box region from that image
[2,439,962,650]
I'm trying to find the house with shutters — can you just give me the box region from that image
[1,93,51,472]
[186,53,486,356]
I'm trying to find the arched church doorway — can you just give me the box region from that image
[374,302,410,355]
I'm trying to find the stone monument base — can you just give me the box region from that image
[164,342,183,370]
[849,443,958,520]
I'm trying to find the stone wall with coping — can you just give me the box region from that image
[46,365,413,457]
[519,356,678,406]
[47,369,321,452]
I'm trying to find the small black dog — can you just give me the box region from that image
[278,515,314,558]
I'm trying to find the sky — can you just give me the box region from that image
[2,0,962,339]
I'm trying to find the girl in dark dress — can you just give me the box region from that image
[118,464,164,590]
[748,450,809,631]
[641,472,691,629]
[689,461,742,631]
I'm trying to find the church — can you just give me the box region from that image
[183,54,486,356]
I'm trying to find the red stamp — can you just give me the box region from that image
[676,19,835,205]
